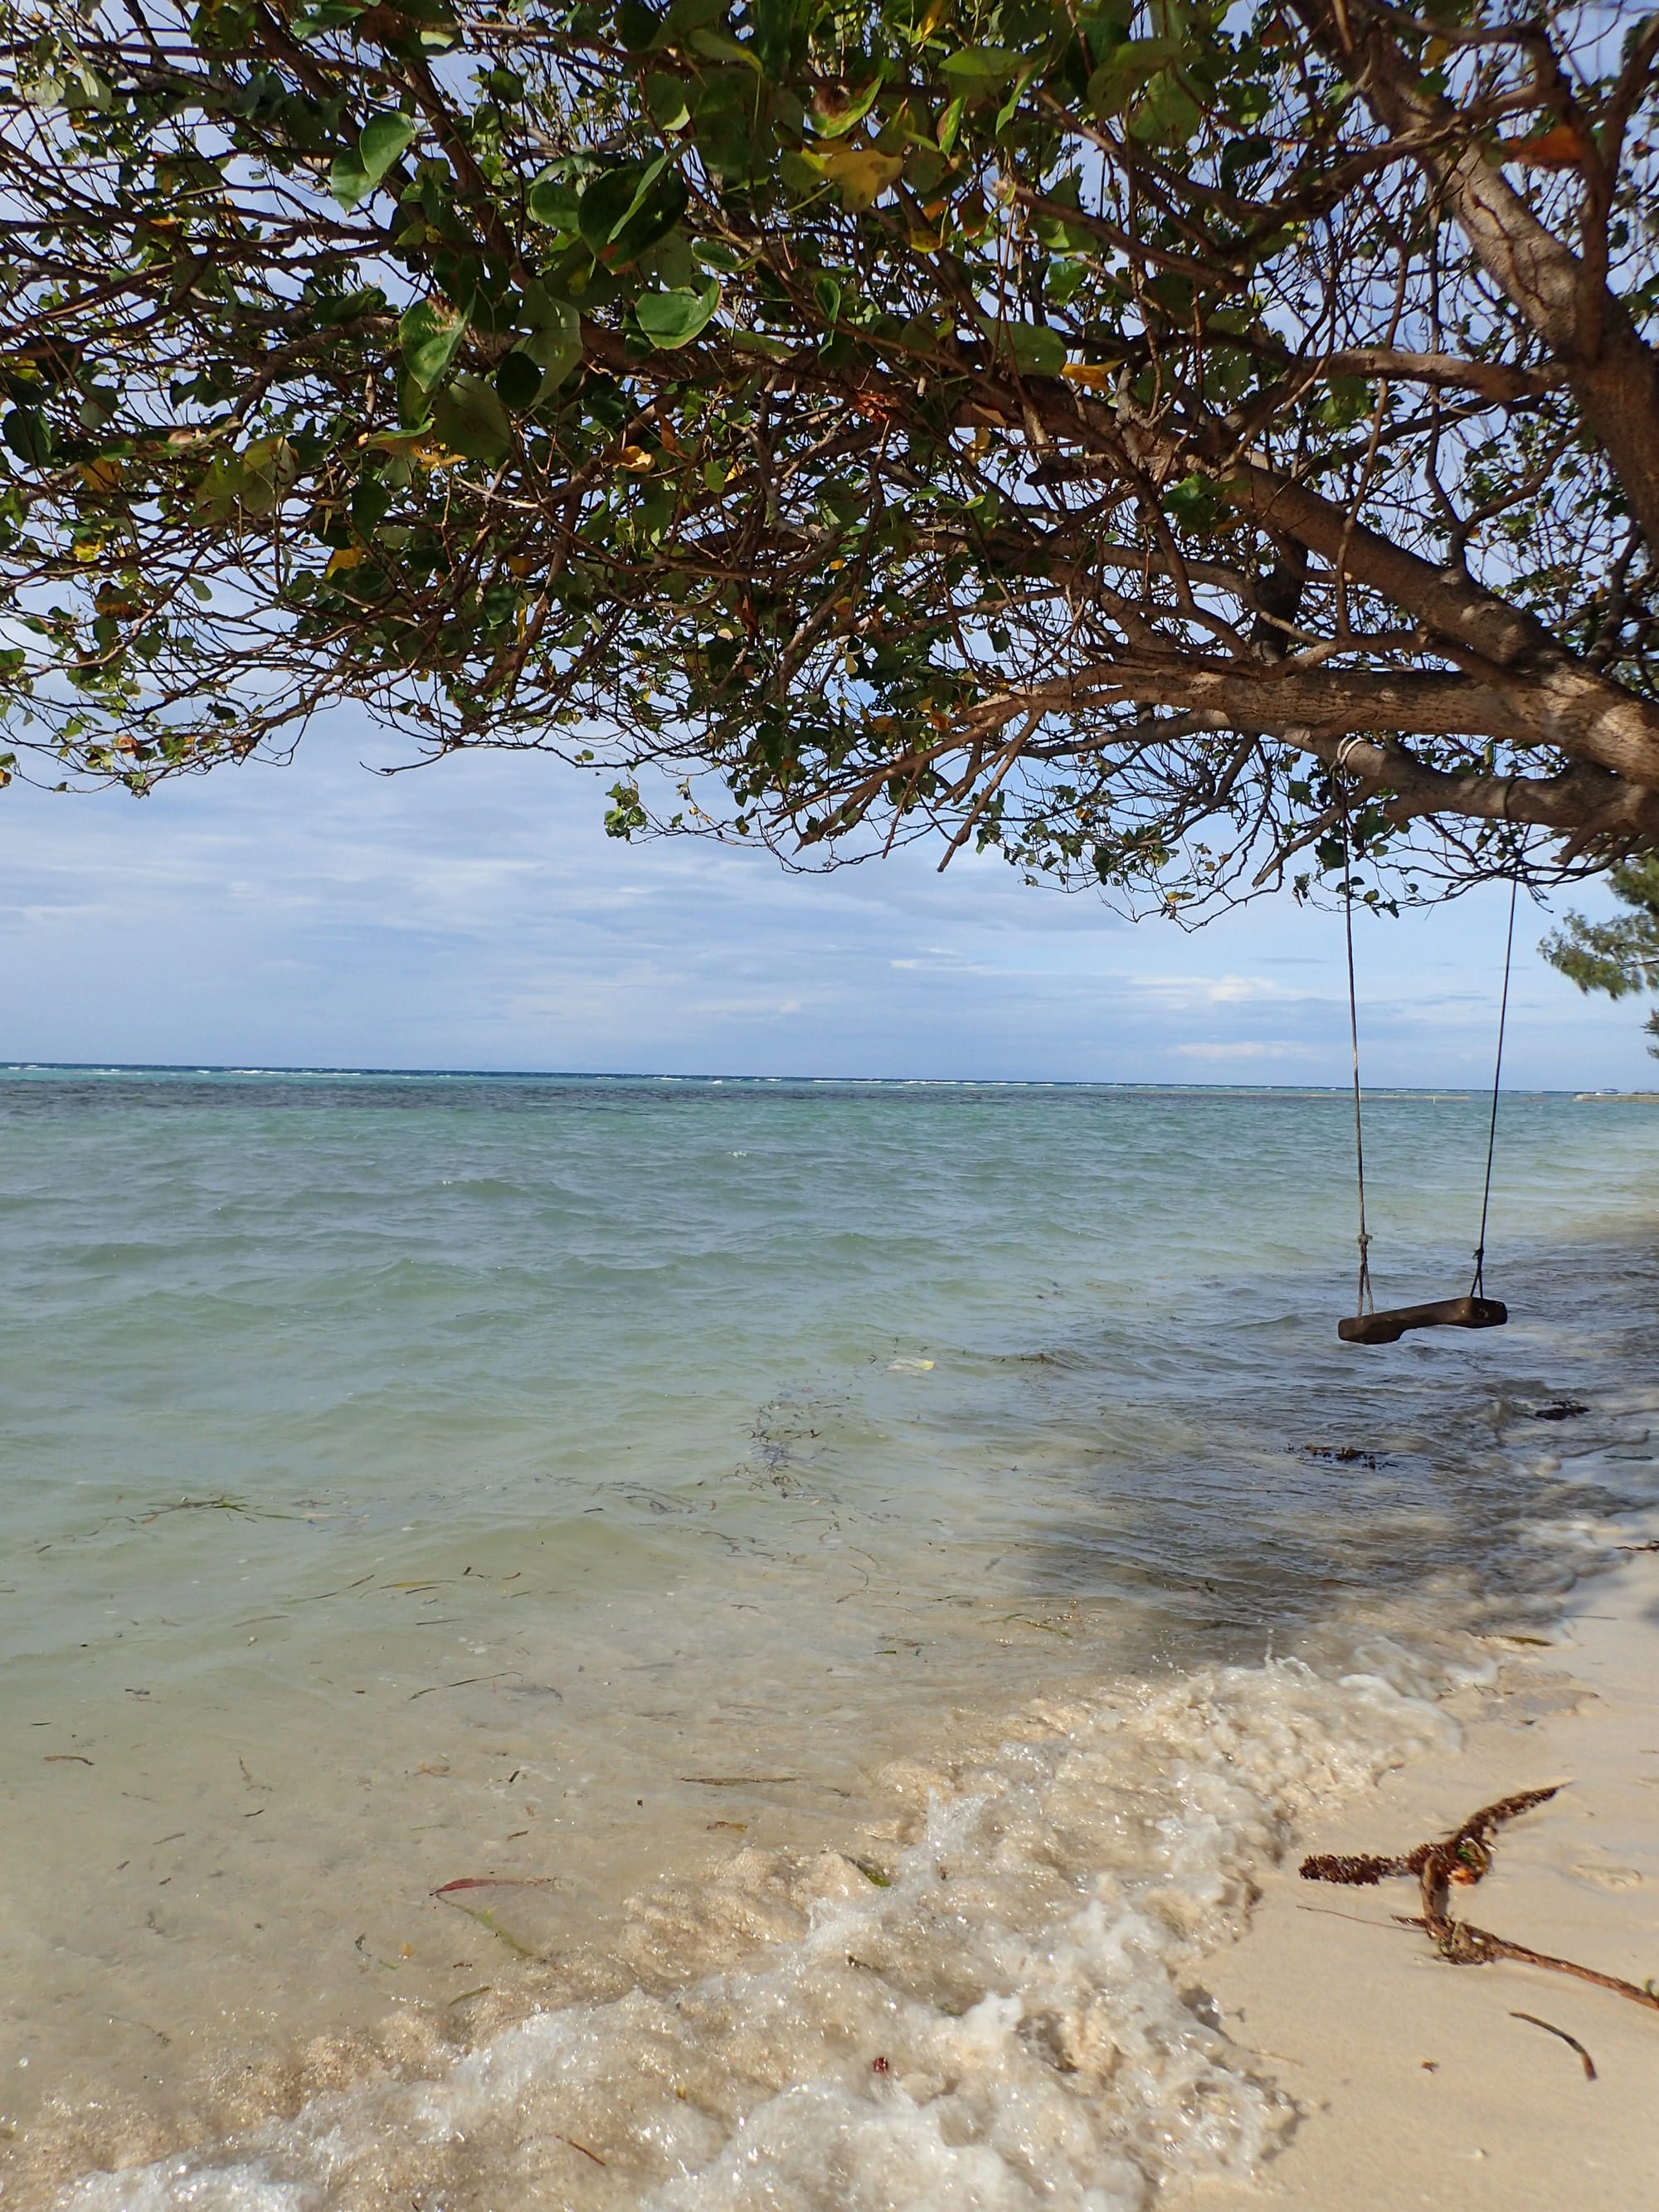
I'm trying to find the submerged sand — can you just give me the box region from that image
[1177,1537,1659,2212]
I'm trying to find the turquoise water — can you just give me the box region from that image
[2,1071,1657,2206]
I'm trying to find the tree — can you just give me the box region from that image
[2,0,1659,915]
[1541,852,1659,1053]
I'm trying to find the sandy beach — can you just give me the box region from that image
[1175,1529,1659,2212]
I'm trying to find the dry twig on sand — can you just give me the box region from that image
[1300,1788,1659,2018]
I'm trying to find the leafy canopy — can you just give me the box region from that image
[4,0,1659,911]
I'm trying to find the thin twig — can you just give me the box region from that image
[1510,2010,1598,2079]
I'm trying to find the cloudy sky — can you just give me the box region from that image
[1,714,1649,1087]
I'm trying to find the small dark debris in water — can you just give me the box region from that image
[433,1877,557,1896]
[1617,1540,1659,1554]
[853,1858,891,1887]
[556,2135,607,2169]
[1421,2060,1438,2073]
[708,1820,747,1833]
[1511,2010,1598,2079]
[871,2054,890,2073]
[1532,1401,1590,1422]
[44,1754,93,1766]
[679,1773,801,1787]
[1299,1444,1379,1469]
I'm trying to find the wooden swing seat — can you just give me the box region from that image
[1338,1294,1508,1347]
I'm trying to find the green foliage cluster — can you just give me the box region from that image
[1543,853,1659,1054]
[2,1,1659,909]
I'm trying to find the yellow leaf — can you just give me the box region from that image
[616,444,654,472]
[812,145,905,211]
[325,547,363,574]
[77,459,124,493]
[1061,362,1115,391]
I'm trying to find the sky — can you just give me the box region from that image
[0,713,1652,1087]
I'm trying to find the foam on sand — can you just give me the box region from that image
[63,1646,1457,2211]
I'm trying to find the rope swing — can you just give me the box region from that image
[1334,747,1513,1348]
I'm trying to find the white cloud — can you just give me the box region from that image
[0,715,1650,1086]
[1171,1040,1316,1062]
[1131,971,1310,1011]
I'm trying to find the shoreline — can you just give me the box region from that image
[1172,1519,1659,2212]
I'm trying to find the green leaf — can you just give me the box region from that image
[360,110,420,187]
[1087,37,1180,117]
[1130,70,1203,144]
[495,351,543,411]
[522,281,579,336]
[517,318,582,395]
[813,70,885,139]
[328,152,371,209]
[634,280,720,349]
[331,110,419,210]
[687,25,761,69]
[617,0,664,51]
[431,374,513,463]
[2,407,50,465]
[527,169,581,231]
[1164,471,1224,531]
[983,319,1066,377]
[191,437,297,526]
[645,71,691,130]
[939,45,1023,92]
[581,156,665,250]
[398,299,468,390]
[517,285,581,393]
[291,0,367,40]
[577,158,688,263]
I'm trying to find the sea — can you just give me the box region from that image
[2,1067,1656,2210]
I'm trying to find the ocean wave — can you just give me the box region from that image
[61,1648,1456,2212]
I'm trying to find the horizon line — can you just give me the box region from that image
[0,1060,1596,1096]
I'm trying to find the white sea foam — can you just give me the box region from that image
[62,1647,1456,2212]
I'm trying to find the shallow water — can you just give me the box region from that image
[2,1072,1657,2205]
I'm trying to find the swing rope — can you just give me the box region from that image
[1335,744,1520,1323]
[1335,746,1373,1317]
[1471,859,1520,1300]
